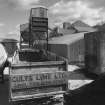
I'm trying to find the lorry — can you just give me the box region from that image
[9,6,69,105]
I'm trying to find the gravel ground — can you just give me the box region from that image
[64,74,105,105]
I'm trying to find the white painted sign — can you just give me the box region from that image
[11,71,67,90]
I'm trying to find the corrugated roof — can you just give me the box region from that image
[72,20,97,32]
[74,26,97,32]
[58,28,76,35]
[49,32,85,45]
[72,20,90,27]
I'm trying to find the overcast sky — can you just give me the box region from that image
[0,0,105,39]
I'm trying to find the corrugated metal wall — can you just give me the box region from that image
[48,38,84,65]
[48,33,85,66]
[85,32,98,72]
[48,44,68,58]
[68,38,84,64]
[85,31,105,74]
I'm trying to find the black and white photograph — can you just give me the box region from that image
[0,0,105,105]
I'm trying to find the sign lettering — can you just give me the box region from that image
[11,72,67,89]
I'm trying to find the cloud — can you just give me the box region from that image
[8,24,20,34]
[18,0,39,7]
[86,0,105,9]
[10,0,40,9]
[0,23,5,38]
[0,33,5,36]
[8,24,20,40]
[49,0,105,26]
[8,31,19,35]
[7,31,20,40]
[0,23,5,27]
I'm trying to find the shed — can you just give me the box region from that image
[72,20,97,32]
[48,32,85,66]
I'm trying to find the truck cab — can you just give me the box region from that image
[9,6,68,105]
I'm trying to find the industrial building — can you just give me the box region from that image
[49,20,97,38]
[85,31,105,74]
[72,20,97,32]
[48,32,85,66]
